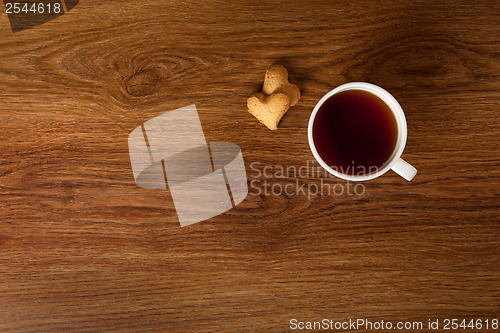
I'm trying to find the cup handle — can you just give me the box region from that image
[391,158,417,181]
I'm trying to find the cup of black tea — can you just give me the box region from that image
[308,82,417,181]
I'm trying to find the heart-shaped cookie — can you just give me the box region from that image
[247,92,291,130]
[262,65,301,106]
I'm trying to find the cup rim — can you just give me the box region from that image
[308,82,408,181]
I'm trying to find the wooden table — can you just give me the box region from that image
[0,0,499,331]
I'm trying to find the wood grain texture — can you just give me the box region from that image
[0,0,499,331]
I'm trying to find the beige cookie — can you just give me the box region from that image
[262,64,301,106]
[247,92,291,130]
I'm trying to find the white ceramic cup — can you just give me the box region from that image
[308,82,417,181]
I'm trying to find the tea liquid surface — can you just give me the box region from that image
[312,89,399,175]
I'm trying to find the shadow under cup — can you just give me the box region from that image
[308,83,409,181]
